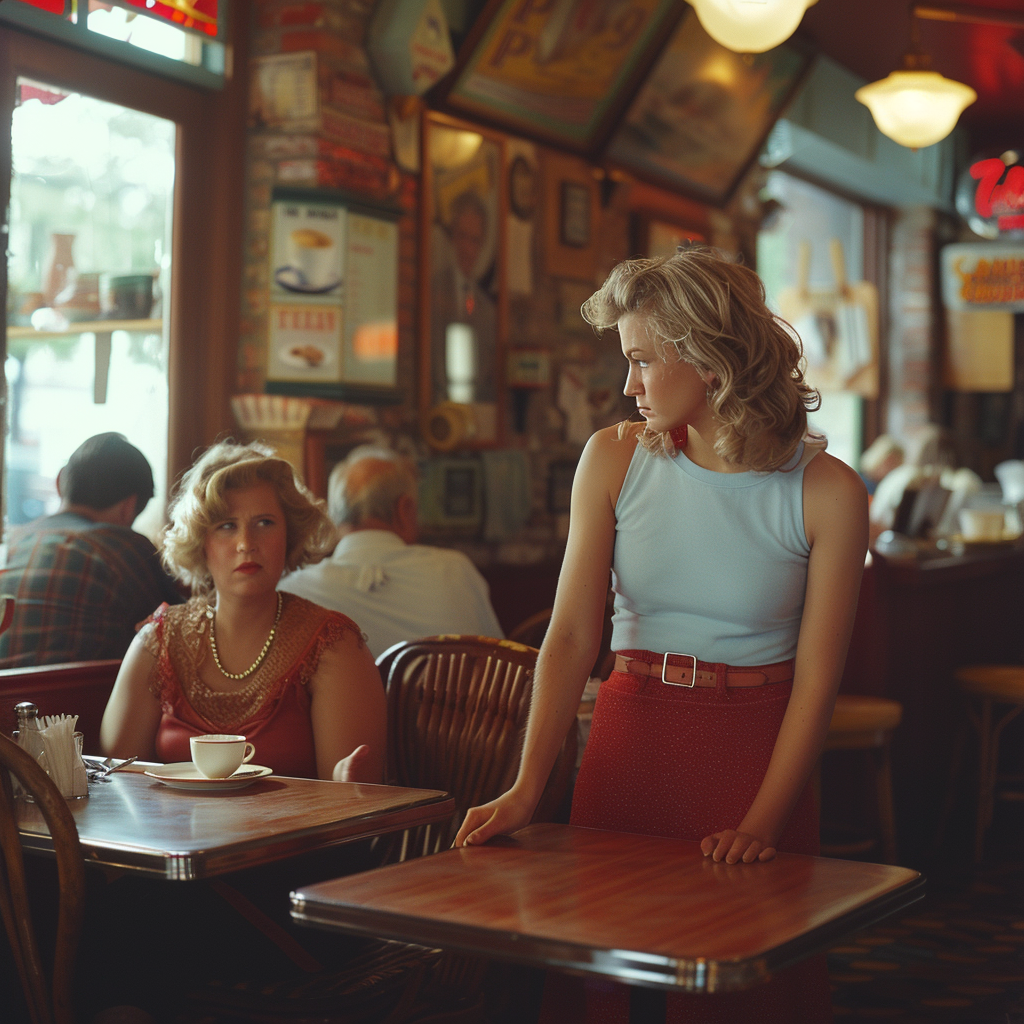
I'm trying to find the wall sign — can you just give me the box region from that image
[955,151,1024,239]
[941,243,1024,312]
[267,188,400,397]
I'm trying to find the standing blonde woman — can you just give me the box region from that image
[101,440,386,783]
[456,247,868,1022]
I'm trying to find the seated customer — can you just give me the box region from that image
[279,445,503,658]
[100,440,386,782]
[0,432,183,668]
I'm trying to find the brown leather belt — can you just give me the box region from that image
[613,652,796,689]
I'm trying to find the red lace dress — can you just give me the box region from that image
[140,593,363,779]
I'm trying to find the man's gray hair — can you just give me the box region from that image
[328,446,417,528]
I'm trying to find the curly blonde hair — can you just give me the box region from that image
[162,440,336,594]
[583,246,821,471]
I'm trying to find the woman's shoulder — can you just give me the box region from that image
[139,595,205,635]
[803,449,868,499]
[280,593,365,646]
[802,450,869,546]
[581,422,643,474]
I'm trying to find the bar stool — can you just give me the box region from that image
[954,665,1024,862]
[820,695,903,863]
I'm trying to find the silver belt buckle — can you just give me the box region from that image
[662,652,697,688]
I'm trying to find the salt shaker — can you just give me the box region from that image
[13,701,44,799]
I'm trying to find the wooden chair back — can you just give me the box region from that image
[0,733,85,1024]
[377,635,577,855]
[0,661,122,754]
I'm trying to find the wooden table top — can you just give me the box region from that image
[291,823,924,992]
[18,765,453,881]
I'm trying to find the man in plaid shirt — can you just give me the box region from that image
[0,433,183,668]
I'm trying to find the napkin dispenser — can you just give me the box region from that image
[14,705,88,799]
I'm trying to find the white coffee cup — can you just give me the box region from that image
[288,227,337,289]
[190,734,256,779]
[959,507,1005,541]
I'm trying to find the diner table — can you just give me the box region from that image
[291,823,923,993]
[17,762,454,881]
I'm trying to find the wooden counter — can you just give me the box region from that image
[839,541,1024,865]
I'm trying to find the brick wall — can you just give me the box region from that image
[886,206,937,443]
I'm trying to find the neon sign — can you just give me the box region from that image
[970,158,1024,232]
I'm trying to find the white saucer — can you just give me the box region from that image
[144,762,273,791]
[274,266,341,294]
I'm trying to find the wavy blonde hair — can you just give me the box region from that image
[162,440,336,594]
[583,247,821,471]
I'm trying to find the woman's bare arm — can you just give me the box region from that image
[308,632,387,783]
[455,426,635,846]
[702,452,869,862]
[100,631,162,760]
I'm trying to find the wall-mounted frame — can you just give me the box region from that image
[437,0,683,157]
[543,150,600,282]
[420,111,507,446]
[604,10,813,206]
[560,182,592,248]
[266,187,402,402]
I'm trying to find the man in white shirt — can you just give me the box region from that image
[279,446,503,658]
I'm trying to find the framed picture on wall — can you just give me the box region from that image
[266,188,401,400]
[438,0,683,156]
[604,10,812,205]
[560,181,592,247]
[420,112,506,445]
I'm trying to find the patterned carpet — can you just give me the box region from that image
[829,856,1024,1023]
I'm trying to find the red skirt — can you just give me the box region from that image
[540,662,833,1024]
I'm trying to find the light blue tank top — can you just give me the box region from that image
[610,441,812,665]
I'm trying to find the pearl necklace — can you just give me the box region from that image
[208,592,283,680]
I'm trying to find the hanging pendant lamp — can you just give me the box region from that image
[856,57,975,149]
[855,12,976,151]
[689,0,817,54]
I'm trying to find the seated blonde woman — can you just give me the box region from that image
[101,440,386,782]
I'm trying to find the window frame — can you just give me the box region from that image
[0,13,247,531]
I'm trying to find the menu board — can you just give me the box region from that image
[267,190,399,392]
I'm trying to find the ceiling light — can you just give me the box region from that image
[689,0,817,54]
[855,56,976,149]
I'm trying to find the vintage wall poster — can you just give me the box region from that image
[267,192,399,391]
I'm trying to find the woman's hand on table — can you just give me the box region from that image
[332,744,375,783]
[701,829,776,864]
[455,789,538,848]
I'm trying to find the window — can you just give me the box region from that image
[758,171,877,469]
[0,0,226,87]
[4,78,175,538]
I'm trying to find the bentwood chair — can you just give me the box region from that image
[0,732,85,1024]
[377,634,578,858]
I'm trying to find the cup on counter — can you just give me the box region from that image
[959,507,1005,541]
[190,734,256,779]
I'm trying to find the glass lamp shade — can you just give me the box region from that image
[689,0,816,53]
[855,71,976,149]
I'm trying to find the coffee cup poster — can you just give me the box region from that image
[267,195,399,388]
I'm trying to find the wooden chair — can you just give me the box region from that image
[953,664,1024,862]
[377,634,578,858]
[0,733,85,1024]
[0,660,122,754]
[820,694,903,864]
